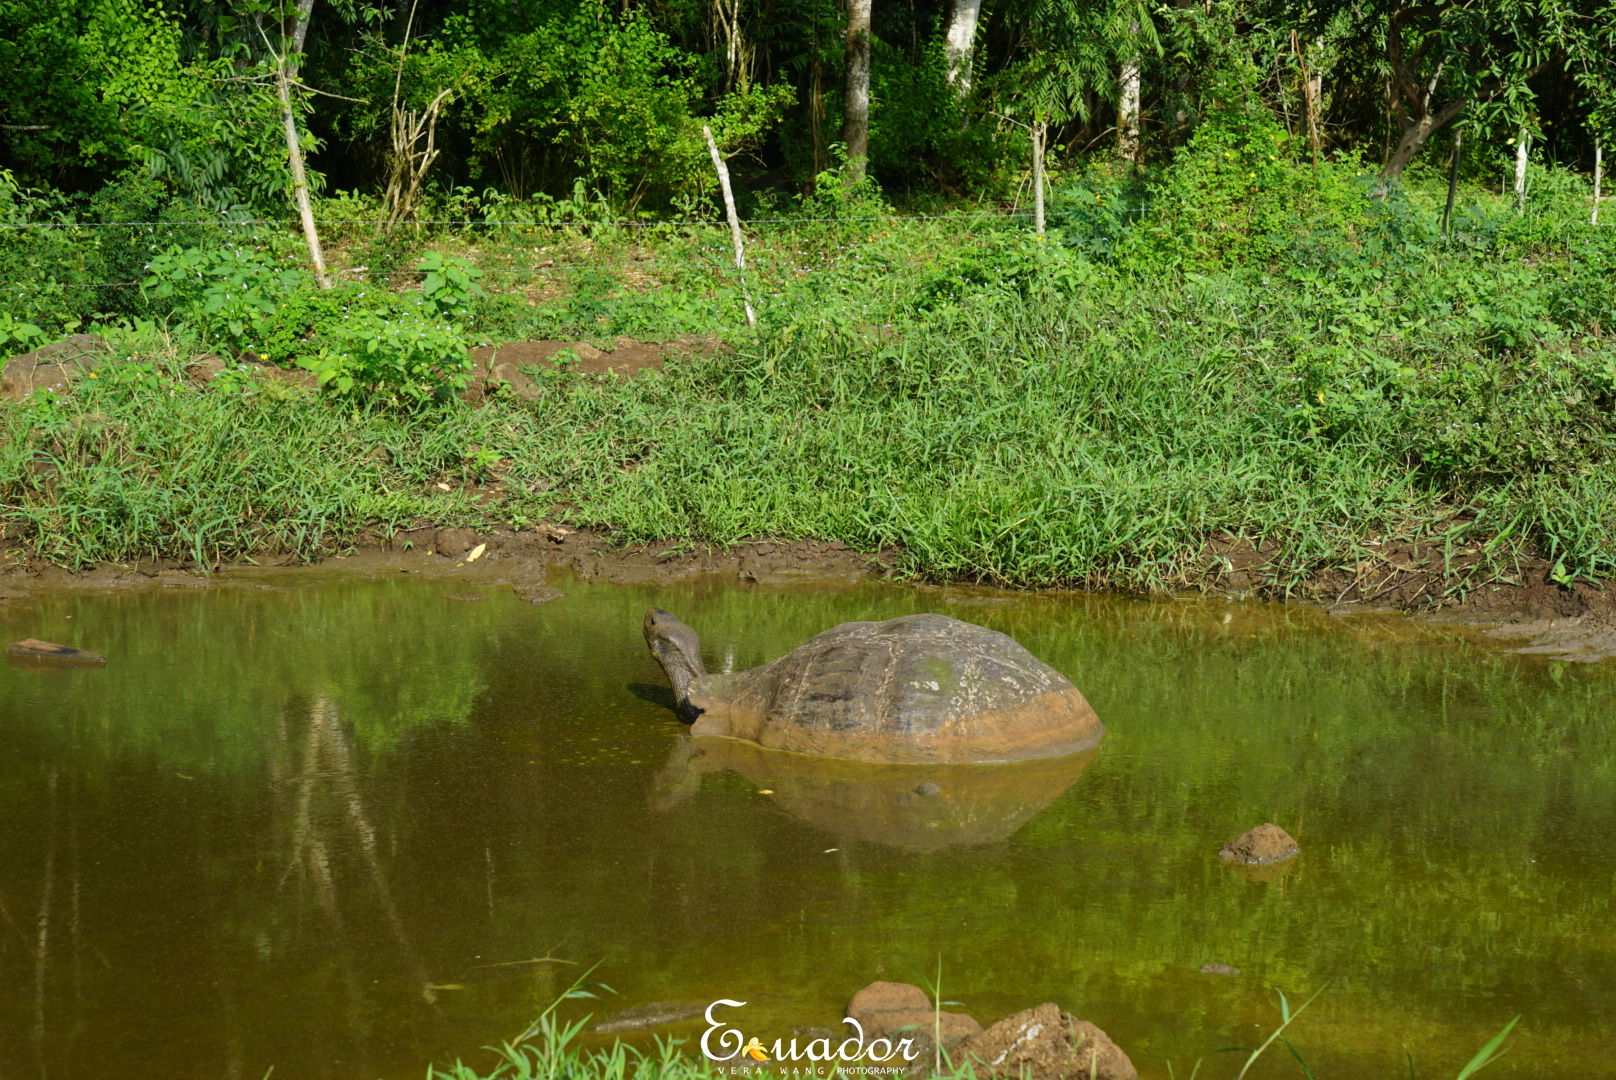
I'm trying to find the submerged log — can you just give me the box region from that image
[6,639,106,665]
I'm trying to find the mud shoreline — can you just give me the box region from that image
[2,525,1614,663]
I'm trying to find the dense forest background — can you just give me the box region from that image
[1,0,1612,219]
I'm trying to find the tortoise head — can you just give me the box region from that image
[643,608,708,722]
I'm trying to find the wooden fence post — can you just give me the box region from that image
[702,125,756,330]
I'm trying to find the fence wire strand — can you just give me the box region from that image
[0,210,1060,230]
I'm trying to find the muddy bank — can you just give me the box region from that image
[3,526,1614,660]
[0,527,894,597]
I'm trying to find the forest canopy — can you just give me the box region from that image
[0,0,1611,216]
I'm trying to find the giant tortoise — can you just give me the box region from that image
[642,609,1103,763]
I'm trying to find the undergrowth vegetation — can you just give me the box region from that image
[2,140,1614,597]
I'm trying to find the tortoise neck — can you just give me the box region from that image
[643,609,709,721]
[659,644,707,716]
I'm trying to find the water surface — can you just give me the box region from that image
[1,574,1612,1078]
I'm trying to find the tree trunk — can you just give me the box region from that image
[1032,121,1045,235]
[1380,96,1466,182]
[289,0,316,58]
[843,0,872,179]
[1442,124,1462,236]
[1118,23,1141,164]
[810,56,826,176]
[1514,128,1529,212]
[276,59,330,288]
[1595,141,1604,226]
[277,0,328,287]
[1293,31,1321,178]
[713,0,752,94]
[702,125,756,330]
[943,0,983,99]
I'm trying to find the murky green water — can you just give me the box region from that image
[2,573,1614,1079]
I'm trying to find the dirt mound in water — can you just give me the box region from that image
[1218,823,1299,865]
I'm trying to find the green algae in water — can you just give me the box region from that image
[0,576,1613,1079]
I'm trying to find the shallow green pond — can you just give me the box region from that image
[1,573,1613,1079]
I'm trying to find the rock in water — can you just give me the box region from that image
[6,639,106,665]
[955,1003,1136,1080]
[846,980,981,1047]
[1217,823,1300,865]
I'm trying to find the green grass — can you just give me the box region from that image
[428,992,1521,1080]
[3,162,1614,597]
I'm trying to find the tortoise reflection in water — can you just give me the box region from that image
[651,737,1098,853]
[642,609,1104,764]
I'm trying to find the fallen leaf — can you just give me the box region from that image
[756,789,774,795]
[465,542,487,563]
[823,848,839,854]
[436,483,451,492]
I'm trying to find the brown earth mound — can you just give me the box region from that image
[185,353,318,391]
[462,334,724,402]
[954,1003,1136,1080]
[2,335,108,400]
[1218,823,1299,865]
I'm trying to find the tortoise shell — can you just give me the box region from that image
[686,613,1103,763]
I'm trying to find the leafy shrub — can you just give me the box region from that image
[1117,64,1370,273]
[918,232,1096,309]
[1047,164,1150,259]
[0,312,46,355]
[143,243,474,404]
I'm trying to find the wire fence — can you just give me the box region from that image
[0,207,1151,231]
[1,205,1160,293]
[8,195,1605,297]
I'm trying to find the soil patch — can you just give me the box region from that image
[4,333,723,405]
[463,334,724,402]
